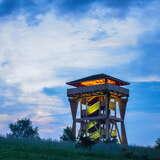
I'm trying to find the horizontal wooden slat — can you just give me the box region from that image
[67,84,129,97]
[76,115,123,122]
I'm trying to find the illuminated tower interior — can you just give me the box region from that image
[66,74,130,144]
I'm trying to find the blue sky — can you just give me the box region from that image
[0,0,160,146]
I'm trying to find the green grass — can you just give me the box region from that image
[0,137,159,160]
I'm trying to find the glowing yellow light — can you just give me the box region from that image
[87,101,100,115]
[86,121,97,130]
[109,101,116,110]
[110,95,120,103]
[81,79,105,86]
[88,96,97,103]
[80,78,117,86]
[110,129,117,138]
[107,79,116,85]
[90,130,100,140]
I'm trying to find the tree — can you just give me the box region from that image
[155,138,160,149]
[9,118,39,138]
[60,126,75,142]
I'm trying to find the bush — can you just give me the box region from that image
[9,118,39,139]
[60,126,75,142]
[122,147,134,159]
[76,135,95,149]
[105,138,118,144]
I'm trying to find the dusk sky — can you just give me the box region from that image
[0,0,160,146]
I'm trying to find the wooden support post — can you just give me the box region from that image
[80,98,82,118]
[105,93,110,140]
[69,97,79,138]
[121,122,127,144]
[115,123,122,144]
[119,97,128,144]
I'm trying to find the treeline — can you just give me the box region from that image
[6,118,160,149]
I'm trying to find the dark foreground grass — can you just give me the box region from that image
[0,137,159,160]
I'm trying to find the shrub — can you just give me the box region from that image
[122,147,134,159]
[104,138,118,144]
[60,126,75,142]
[76,135,95,149]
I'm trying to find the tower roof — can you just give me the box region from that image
[66,74,130,87]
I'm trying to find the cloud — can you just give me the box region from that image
[131,75,160,82]
[0,87,69,138]
[0,0,152,18]
[0,5,152,93]
[0,80,68,138]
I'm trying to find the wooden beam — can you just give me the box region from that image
[105,93,110,140]
[67,84,129,97]
[115,122,122,144]
[69,98,79,137]
[121,122,128,144]
[76,115,123,122]
[119,97,128,144]
[119,98,128,120]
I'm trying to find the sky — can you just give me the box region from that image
[0,0,160,146]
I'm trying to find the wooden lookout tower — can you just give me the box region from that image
[66,74,130,144]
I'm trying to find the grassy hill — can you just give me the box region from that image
[0,137,160,160]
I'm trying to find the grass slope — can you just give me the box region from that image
[0,137,160,160]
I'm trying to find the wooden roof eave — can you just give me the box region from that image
[66,74,130,87]
[67,84,129,97]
